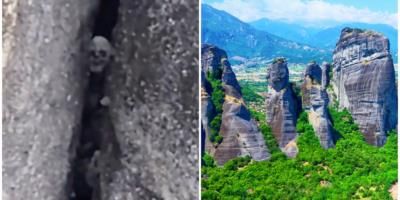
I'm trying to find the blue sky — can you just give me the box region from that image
[324,0,397,13]
[202,0,397,28]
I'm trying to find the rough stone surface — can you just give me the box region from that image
[301,62,335,149]
[266,60,300,157]
[201,44,228,75]
[332,27,397,146]
[304,62,322,84]
[321,62,330,90]
[389,182,397,200]
[201,70,216,156]
[3,1,97,199]
[102,1,199,199]
[202,44,270,165]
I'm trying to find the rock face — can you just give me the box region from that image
[4,0,199,200]
[332,28,397,146]
[321,62,330,90]
[266,59,300,157]
[102,1,199,199]
[301,62,335,149]
[3,1,97,200]
[202,44,270,165]
[201,70,217,156]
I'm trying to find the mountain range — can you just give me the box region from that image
[202,4,398,63]
[251,19,398,52]
[202,4,330,63]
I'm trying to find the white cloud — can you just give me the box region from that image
[209,0,398,28]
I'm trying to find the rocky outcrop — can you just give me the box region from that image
[332,27,397,146]
[3,1,97,199]
[321,62,330,90]
[301,62,335,149]
[201,70,217,156]
[389,182,397,200]
[202,44,270,165]
[265,59,300,157]
[99,1,199,199]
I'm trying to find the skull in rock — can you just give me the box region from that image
[89,36,113,73]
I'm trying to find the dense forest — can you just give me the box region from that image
[202,83,397,199]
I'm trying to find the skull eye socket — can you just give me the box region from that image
[99,50,107,57]
[90,51,97,58]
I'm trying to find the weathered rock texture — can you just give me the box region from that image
[3,1,97,199]
[301,62,335,149]
[201,70,216,156]
[202,44,270,165]
[4,1,199,199]
[266,59,300,157]
[321,62,330,90]
[102,1,199,199]
[332,27,397,146]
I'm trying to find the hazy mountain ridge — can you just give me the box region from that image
[250,19,398,61]
[202,4,330,63]
[249,18,320,44]
[203,4,398,63]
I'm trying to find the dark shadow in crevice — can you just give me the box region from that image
[92,0,120,41]
[68,0,120,199]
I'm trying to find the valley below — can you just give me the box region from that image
[232,59,398,113]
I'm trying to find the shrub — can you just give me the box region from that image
[249,109,264,122]
[206,71,225,144]
[210,114,222,131]
[202,153,216,167]
[224,155,252,170]
[215,135,223,144]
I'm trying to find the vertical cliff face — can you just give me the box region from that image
[332,28,397,146]
[3,1,98,199]
[321,62,330,90]
[265,59,300,157]
[301,62,335,149]
[201,70,217,155]
[100,1,199,199]
[202,44,270,165]
[201,44,227,157]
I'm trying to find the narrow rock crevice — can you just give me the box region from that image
[68,0,120,199]
[92,0,120,40]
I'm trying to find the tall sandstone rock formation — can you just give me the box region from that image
[332,28,397,146]
[266,59,300,157]
[201,69,216,156]
[301,62,335,149]
[202,44,270,165]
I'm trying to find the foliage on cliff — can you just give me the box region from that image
[249,109,281,155]
[206,71,225,144]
